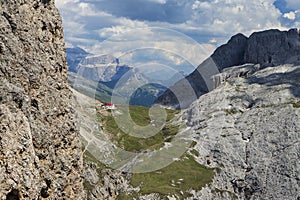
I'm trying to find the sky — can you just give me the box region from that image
[55,0,300,77]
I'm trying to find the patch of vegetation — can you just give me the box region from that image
[224,108,239,115]
[130,154,215,198]
[118,131,166,152]
[190,149,200,157]
[292,101,300,108]
[116,192,135,200]
[190,141,197,148]
[83,181,94,195]
[86,104,216,199]
[83,150,108,170]
[126,105,152,126]
[99,105,181,152]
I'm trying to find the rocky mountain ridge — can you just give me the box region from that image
[156,28,300,109]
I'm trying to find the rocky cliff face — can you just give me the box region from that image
[183,64,300,200]
[156,28,300,109]
[0,0,83,199]
[245,29,300,65]
[74,54,131,83]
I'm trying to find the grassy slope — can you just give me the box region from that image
[99,105,180,152]
[98,105,215,198]
[130,155,214,199]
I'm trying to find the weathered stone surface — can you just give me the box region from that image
[183,64,300,200]
[212,33,248,70]
[211,63,262,88]
[0,0,83,199]
[83,161,135,200]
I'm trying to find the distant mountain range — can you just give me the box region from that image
[66,47,170,106]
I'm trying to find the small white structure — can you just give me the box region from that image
[103,103,116,110]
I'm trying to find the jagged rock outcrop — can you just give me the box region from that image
[0,0,83,199]
[156,28,300,109]
[83,161,135,200]
[212,33,248,70]
[182,64,300,200]
[211,63,262,88]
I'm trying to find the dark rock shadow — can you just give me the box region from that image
[246,66,300,98]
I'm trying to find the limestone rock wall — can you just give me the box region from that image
[0,0,83,199]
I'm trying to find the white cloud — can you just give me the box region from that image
[56,0,292,70]
[283,11,296,20]
[146,0,167,4]
[55,0,79,9]
[187,0,285,36]
[97,17,149,38]
[56,0,112,17]
[192,1,211,9]
[209,38,217,43]
[82,27,215,75]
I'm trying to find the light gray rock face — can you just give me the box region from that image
[182,64,300,200]
[211,63,262,88]
[0,0,83,199]
[77,55,131,82]
[156,28,300,109]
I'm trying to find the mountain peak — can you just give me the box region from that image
[156,28,300,109]
[211,32,248,70]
